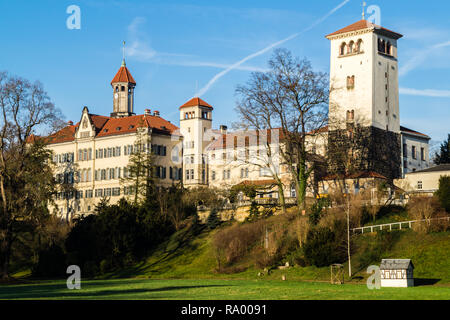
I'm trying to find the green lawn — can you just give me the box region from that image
[1,278,449,300]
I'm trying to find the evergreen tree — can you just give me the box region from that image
[120,126,156,205]
[434,134,450,165]
[206,208,221,230]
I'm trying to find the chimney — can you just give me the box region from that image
[153,110,160,117]
[68,120,73,126]
[220,125,228,135]
[144,109,151,115]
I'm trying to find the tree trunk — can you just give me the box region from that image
[0,229,12,280]
[277,183,286,214]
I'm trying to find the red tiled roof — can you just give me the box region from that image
[322,171,388,181]
[45,124,79,144]
[236,179,277,187]
[400,126,430,139]
[96,114,178,137]
[46,113,178,144]
[326,19,403,39]
[207,128,285,151]
[179,97,213,109]
[111,65,136,84]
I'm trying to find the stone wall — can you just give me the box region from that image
[328,126,401,180]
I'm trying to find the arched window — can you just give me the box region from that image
[386,42,392,55]
[340,42,346,56]
[378,38,386,53]
[115,86,119,92]
[348,41,355,54]
[121,86,125,91]
[356,39,364,53]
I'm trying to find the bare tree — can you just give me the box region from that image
[235,49,329,210]
[0,72,63,279]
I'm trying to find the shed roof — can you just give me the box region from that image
[380,259,414,270]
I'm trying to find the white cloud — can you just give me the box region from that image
[125,17,268,73]
[400,87,450,98]
[400,40,450,76]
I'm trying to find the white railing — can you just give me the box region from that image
[352,216,450,234]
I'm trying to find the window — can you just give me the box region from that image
[348,41,354,54]
[346,110,355,121]
[412,146,417,160]
[346,76,355,89]
[356,39,363,53]
[212,170,216,181]
[112,188,120,196]
[95,189,103,197]
[339,42,346,56]
[421,148,425,161]
[186,169,190,180]
[403,144,407,158]
[417,181,423,190]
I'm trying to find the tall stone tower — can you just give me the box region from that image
[179,97,213,187]
[325,20,403,180]
[110,59,136,118]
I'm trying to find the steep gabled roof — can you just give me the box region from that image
[179,97,213,109]
[326,19,403,39]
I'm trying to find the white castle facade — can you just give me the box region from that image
[45,19,431,219]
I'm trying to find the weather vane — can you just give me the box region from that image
[362,1,367,19]
[122,40,126,63]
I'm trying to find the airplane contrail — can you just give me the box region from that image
[194,0,351,97]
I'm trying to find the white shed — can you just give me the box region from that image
[380,259,414,287]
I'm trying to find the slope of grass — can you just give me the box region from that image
[100,219,449,286]
[1,278,449,300]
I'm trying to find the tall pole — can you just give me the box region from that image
[347,196,352,278]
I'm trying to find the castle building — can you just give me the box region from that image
[45,19,432,219]
[46,60,182,220]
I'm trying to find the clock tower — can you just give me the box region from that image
[110,59,136,118]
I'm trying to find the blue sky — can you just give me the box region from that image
[1,0,449,144]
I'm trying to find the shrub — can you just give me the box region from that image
[435,176,450,213]
[206,209,221,230]
[408,196,441,233]
[303,227,346,267]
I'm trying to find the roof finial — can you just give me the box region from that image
[362,1,366,20]
[122,40,126,66]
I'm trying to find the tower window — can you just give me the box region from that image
[339,42,346,56]
[346,110,354,122]
[115,86,119,92]
[346,76,355,89]
[348,41,355,54]
[121,86,125,91]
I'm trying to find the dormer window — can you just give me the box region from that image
[129,125,134,129]
[116,127,121,131]
[103,129,109,133]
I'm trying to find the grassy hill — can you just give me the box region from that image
[102,219,450,286]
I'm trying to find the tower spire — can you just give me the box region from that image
[122,40,126,66]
